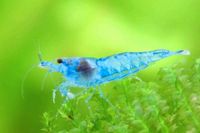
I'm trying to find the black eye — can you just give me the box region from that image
[57,58,63,64]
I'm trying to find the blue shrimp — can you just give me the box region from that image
[39,49,190,102]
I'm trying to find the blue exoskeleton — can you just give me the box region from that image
[39,49,190,102]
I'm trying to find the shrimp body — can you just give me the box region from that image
[39,49,190,100]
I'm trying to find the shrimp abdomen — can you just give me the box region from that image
[96,49,189,83]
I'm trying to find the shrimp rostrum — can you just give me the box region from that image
[39,49,190,102]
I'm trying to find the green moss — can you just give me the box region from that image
[42,59,200,133]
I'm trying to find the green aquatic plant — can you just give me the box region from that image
[42,59,200,133]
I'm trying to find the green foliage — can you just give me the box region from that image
[42,59,200,133]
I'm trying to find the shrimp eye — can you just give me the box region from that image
[57,58,63,64]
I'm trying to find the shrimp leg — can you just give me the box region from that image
[97,86,114,108]
[85,88,96,103]
[84,87,113,110]
[131,76,142,82]
[97,86,120,114]
[53,81,74,103]
[84,87,109,104]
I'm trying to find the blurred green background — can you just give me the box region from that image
[0,0,199,133]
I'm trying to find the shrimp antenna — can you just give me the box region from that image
[21,64,38,99]
[38,52,43,62]
[38,44,43,62]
